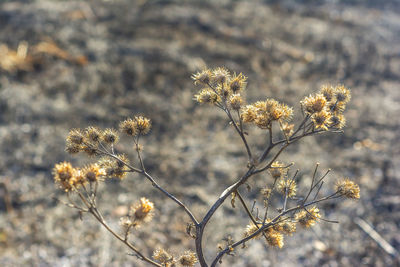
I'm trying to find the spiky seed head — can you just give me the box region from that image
[212,67,231,84]
[195,88,219,104]
[85,126,102,142]
[334,85,351,103]
[177,251,198,267]
[229,73,247,93]
[301,94,327,114]
[281,122,294,137]
[280,221,297,235]
[119,118,137,136]
[241,105,258,123]
[135,116,151,135]
[295,206,321,228]
[277,178,297,198]
[65,142,81,154]
[81,164,105,182]
[311,110,331,130]
[264,228,284,248]
[103,128,119,144]
[335,178,360,199]
[329,114,346,129]
[229,94,243,110]
[269,161,288,179]
[153,248,173,264]
[320,85,335,102]
[53,162,76,192]
[131,197,154,222]
[192,69,212,85]
[66,128,85,145]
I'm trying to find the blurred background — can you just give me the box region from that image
[0,0,399,266]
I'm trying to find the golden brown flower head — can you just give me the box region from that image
[102,128,119,144]
[295,206,321,228]
[212,67,230,84]
[192,69,212,85]
[269,161,288,179]
[241,105,258,123]
[281,122,294,137]
[177,250,198,267]
[280,221,297,235]
[319,85,335,102]
[301,93,327,114]
[327,101,346,114]
[81,142,98,156]
[216,83,231,99]
[195,88,220,104]
[229,94,244,110]
[135,116,151,135]
[81,164,105,183]
[66,128,85,145]
[119,118,137,136]
[244,223,261,239]
[229,73,247,93]
[53,162,76,192]
[65,142,81,154]
[131,197,154,222]
[335,178,360,199]
[264,228,284,248]
[329,114,346,129]
[85,126,102,143]
[277,178,297,198]
[311,110,331,130]
[153,248,173,265]
[334,85,351,103]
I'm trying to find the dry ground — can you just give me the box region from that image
[0,0,399,266]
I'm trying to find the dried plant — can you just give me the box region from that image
[53,67,359,266]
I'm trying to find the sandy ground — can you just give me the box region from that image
[0,0,399,266]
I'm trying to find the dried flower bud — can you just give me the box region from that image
[335,178,360,199]
[334,85,351,103]
[153,248,173,264]
[65,142,81,154]
[269,161,288,179]
[131,197,154,222]
[244,223,261,239]
[295,206,321,228]
[311,110,331,130]
[241,105,258,123]
[135,116,151,135]
[53,162,75,192]
[277,178,297,198]
[66,128,85,145]
[264,228,284,248]
[229,73,247,93]
[102,128,119,144]
[229,94,243,110]
[85,126,102,142]
[192,69,212,85]
[177,250,198,267]
[195,88,219,104]
[329,114,346,129]
[119,118,137,136]
[301,94,327,114]
[260,187,272,199]
[280,221,297,235]
[281,122,294,137]
[319,85,335,102]
[81,164,105,182]
[212,67,230,84]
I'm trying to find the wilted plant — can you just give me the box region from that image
[53,67,359,266]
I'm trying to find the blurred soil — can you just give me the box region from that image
[0,0,399,266]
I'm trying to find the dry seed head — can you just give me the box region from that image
[85,126,102,142]
[135,116,151,135]
[119,216,134,231]
[66,128,85,145]
[195,88,219,104]
[192,69,212,85]
[153,248,173,264]
[295,206,321,228]
[281,122,294,137]
[177,250,198,267]
[311,110,331,130]
[319,85,335,102]
[229,73,247,93]
[277,178,297,198]
[81,164,105,183]
[335,178,360,199]
[260,187,272,199]
[301,93,327,114]
[327,101,346,114]
[102,128,119,144]
[269,161,288,179]
[119,118,137,136]
[244,223,262,239]
[131,197,154,222]
[216,83,231,99]
[334,85,351,103]
[280,221,297,235]
[65,141,81,154]
[264,228,284,248]
[241,105,258,123]
[53,162,75,192]
[329,114,346,129]
[212,67,230,84]
[81,142,98,156]
[229,94,244,110]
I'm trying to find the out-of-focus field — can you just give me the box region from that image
[0,0,399,266]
